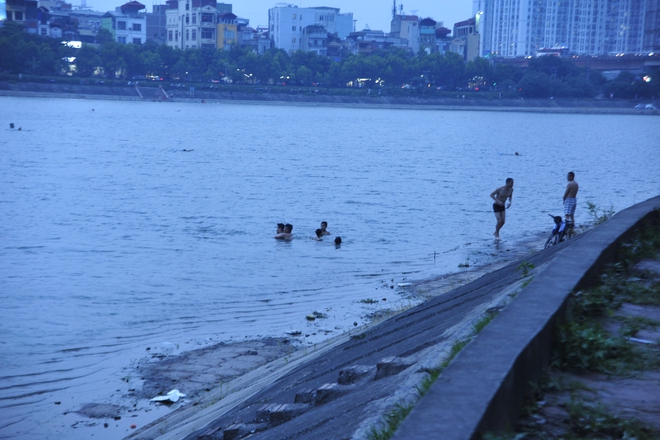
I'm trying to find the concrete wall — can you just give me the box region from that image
[394,195,660,440]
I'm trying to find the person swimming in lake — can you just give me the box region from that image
[320,221,331,236]
[275,223,293,240]
[313,229,323,241]
[276,223,285,234]
[334,236,342,245]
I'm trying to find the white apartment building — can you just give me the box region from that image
[473,0,654,57]
[268,4,353,53]
[102,1,146,45]
[165,0,217,50]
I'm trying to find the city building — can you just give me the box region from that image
[418,17,436,54]
[301,23,327,55]
[452,18,480,61]
[390,12,419,53]
[435,26,452,55]
[165,0,218,50]
[472,0,659,57]
[216,10,236,49]
[146,4,167,43]
[346,28,408,55]
[101,1,146,44]
[268,4,353,53]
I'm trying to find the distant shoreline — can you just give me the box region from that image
[1,82,658,115]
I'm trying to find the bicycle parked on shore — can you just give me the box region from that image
[544,214,574,249]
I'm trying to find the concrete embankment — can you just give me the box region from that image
[123,197,660,440]
[394,195,660,440]
[1,81,657,115]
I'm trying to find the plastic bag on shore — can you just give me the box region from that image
[150,389,186,403]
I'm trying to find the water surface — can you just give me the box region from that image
[1,97,659,438]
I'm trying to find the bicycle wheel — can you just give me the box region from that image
[545,233,559,249]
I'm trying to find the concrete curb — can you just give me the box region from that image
[393,195,660,440]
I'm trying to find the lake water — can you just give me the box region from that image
[1,96,659,439]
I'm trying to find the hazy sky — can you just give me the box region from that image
[85,0,474,32]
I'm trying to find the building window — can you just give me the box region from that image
[185,1,189,10]
[202,29,213,38]
[168,30,173,41]
[291,37,296,43]
[192,30,196,40]
[133,23,141,31]
[15,11,24,20]
[201,13,213,23]
[224,29,234,38]
[133,38,141,44]
[117,21,126,30]
[186,14,189,24]
[186,29,189,40]
[192,14,196,24]
[292,26,296,31]
[40,27,47,36]
[118,36,126,43]
[292,14,296,19]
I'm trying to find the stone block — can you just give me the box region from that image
[294,386,316,403]
[375,356,414,380]
[256,403,310,426]
[314,383,354,405]
[337,365,375,385]
[222,423,243,440]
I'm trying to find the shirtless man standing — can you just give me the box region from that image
[563,171,579,226]
[490,178,514,240]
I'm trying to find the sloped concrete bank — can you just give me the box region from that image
[1,81,657,115]
[393,195,660,440]
[122,199,659,440]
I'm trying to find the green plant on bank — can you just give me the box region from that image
[367,403,415,440]
[618,315,660,338]
[618,215,660,267]
[359,298,380,304]
[520,277,534,289]
[489,220,660,440]
[566,401,657,439]
[473,313,497,334]
[586,201,616,226]
[517,261,535,277]
[367,337,472,440]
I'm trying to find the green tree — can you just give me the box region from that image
[75,44,101,77]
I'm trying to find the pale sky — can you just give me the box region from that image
[85,0,473,32]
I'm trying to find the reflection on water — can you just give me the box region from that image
[0,97,659,438]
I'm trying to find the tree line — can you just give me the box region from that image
[1,21,657,99]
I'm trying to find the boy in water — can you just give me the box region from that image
[313,229,323,241]
[320,221,330,235]
[275,224,293,240]
[490,177,514,240]
[563,171,579,226]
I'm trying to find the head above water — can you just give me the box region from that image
[277,223,285,233]
[320,221,328,229]
[334,236,342,245]
[284,224,293,233]
[315,229,323,238]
